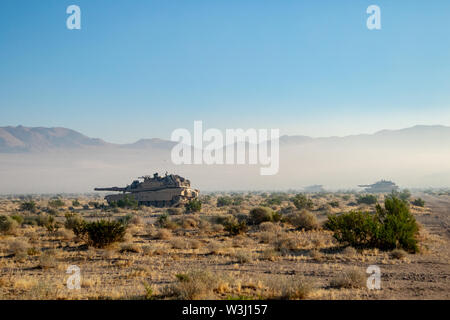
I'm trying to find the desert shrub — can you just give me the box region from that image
[223,217,248,236]
[264,196,282,206]
[155,228,172,240]
[72,199,81,207]
[185,199,202,213]
[390,248,407,259]
[38,249,57,269]
[357,194,378,205]
[375,196,419,252]
[217,196,233,207]
[10,214,24,225]
[330,268,366,289]
[20,200,37,212]
[260,248,280,261]
[163,270,218,300]
[0,215,18,234]
[398,189,412,202]
[116,195,138,209]
[156,213,178,229]
[411,198,425,207]
[118,214,133,226]
[231,196,244,206]
[48,199,65,208]
[249,207,274,225]
[119,243,142,253]
[64,213,86,237]
[171,238,190,250]
[291,194,313,210]
[273,233,301,253]
[266,275,314,300]
[83,220,126,248]
[233,249,253,263]
[66,216,127,248]
[286,210,319,231]
[325,196,419,252]
[259,222,281,233]
[328,201,340,208]
[325,211,378,248]
[9,239,30,256]
[182,217,198,229]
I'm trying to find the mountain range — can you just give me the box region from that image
[1,124,449,153]
[0,124,449,193]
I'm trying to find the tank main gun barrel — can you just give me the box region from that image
[94,187,126,192]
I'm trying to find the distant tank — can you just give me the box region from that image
[358,180,399,193]
[95,172,199,207]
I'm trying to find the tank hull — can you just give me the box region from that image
[104,187,199,207]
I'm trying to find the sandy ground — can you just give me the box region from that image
[0,193,448,300]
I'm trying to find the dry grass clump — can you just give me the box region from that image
[8,239,30,257]
[259,221,281,233]
[163,269,219,300]
[182,217,199,229]
[286,210,319,231]
[38,249,58,269]
[266,275,314,300]
[309,249,324,262]
[341,246,357,257]
[207,240,225,255]
[257,231,278,244]
[155,228,172,240]
[119,242,142,253]
[260,248,280,261]
[390,248,407,260]
[273,232,301,254]
[189,239,203,249]
[170,237,190,250]
[54,228,74,241]
[330,268,366,289]
[233,249,253,263]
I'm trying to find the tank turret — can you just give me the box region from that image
[95,173,199,207]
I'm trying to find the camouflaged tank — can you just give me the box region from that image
[95,173,199,207]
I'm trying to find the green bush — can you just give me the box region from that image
[72,199,81,207]
[217,196,233,207]
[48,199,65,208]
[249,207,274,225]
[20,200,37,212]
[223,217,248,235]
[0,215,18,234]
[185,199,202,213]
[264,196,282,206]
[411,198,425,207]
[10,214,24,225]
[291,194,313,210]
[325,196,419,253]
[116,195,138,209]
[64,213,86,237]
[84,220,126,248]
[357,194,378,205]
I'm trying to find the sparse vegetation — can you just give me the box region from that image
[326,196,420,252]
[291,194,313,210]
[185,199,202,213]
[412,198,425,207]
[286,210,319,231]
[357,194,378,205]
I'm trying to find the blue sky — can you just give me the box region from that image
[0,0,449,143]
